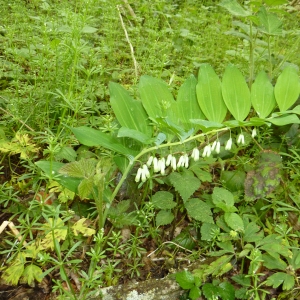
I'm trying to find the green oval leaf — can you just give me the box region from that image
[196,64,227,123]
[109,82,152,136]
[251,71,276,118]
[222,65,251,121]
[176,75,205,129]
[274,66,300,112]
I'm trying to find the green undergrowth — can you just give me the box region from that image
[0,0,300,300]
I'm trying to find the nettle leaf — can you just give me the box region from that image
[185,198,214,223]
[196,64,227,123]
[72,218,96,237]
[176,270,195,290]
[218,0,252,17]
[78,177,94,199]
[168,170,201,202]
[274,66,300,112]
[202,283,220,300]
[218,282,235,300]
[72,126,137,157]
[156,210,174,227]
[222,65,251,121]
[265,272,295,290]
[244,222,264,243]
[59,159,96,178]
[139,75,176,123]
[224,212,244,232]
[257,6,282,35]
[189,286,201,300]
[176,75,205,130]
[212,187,235,210]
[109,82,152,136]
[251,71,276,118]
[21,264,43,285]
[151,191,176,210]
[201,223,219,241]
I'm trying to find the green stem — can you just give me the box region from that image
[249,21,254,88]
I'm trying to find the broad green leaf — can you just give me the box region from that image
[55,146,77,162]
[265,272,295,290]
[268,114,300,126]
[156,210,174,227]
[139,75,176,122]
[117,127,154,144]
[274,66,300,112]
[257,6,282,35]
[212,187,235,210]
[196,64,227,123]
[244,222,264,243]
[151,191,176,209]
[218,0,251,17]
[176,75,205,129]
[204,255,233,277]
[109,82,152,136]
[190,119,224,132]
[81,26,98,33]
[221,170,246,192]
[175,270,195,289]
[224,212,244,232]
[172,231,196,250]
[168,170,201,202]
[35,161,81,193]
[21,264,43,285]
[185,198,214,223]
[71,126,137,157]
[262,253,287,271]
[222,65,251,121]
[251,71,276,118]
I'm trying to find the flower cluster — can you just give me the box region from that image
[135,130,257,183]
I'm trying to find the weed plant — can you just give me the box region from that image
[0,0,300,300]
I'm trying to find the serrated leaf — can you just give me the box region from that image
[274,66,300,112]
[265,272,295,290]
[59,159,96,178]
[176,75,205,130]
[204,255,233,277]
[189,286,201,300]
[172,231,196,250]
[2,254,25,285]
[202,283,220,299]
[109,82,152,136]
[55,146,77,162]
[244,222,264,243]
[257,6,282,35]
[224,212,244,231]
[218,282,235,300]
[151,191,176,209]
[78,177,94,199]
[212,187,235,210]
[168,171,200,202]
[262,253,287,271]
[251,71,276,118]
[185,198,213,223]
[196,64,227,123]
[72,218,96,237]
[21,264,43,285]
[156,210,174,227]
[201,223,219,241]
[175,270,195,289]
[222,65,251,121]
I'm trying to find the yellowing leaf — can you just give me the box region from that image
[21,264,43,285]
[72,218,96,237]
